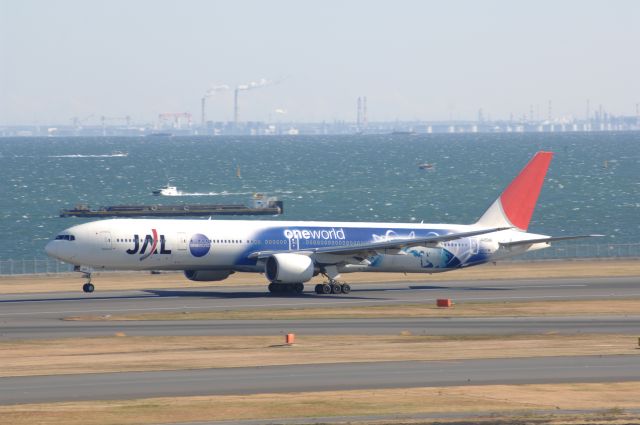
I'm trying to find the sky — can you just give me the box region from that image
[1,0,639,125]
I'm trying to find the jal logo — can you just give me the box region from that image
[189,233,211,257]
[126,229,172,261]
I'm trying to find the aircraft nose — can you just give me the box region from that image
[44,240,56,257]
[45,240,64,261]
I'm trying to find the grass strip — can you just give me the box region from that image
[1,334,637,377]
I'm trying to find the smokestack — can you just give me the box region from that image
[363,97,367,129]
[201,85,229,128]
[234,88,239,126]
[232,78,278,129]
[201,97,206,127]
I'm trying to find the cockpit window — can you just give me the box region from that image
[55,234,75,241]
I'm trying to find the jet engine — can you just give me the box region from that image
[184,270,233,282]
[265,253,314,283]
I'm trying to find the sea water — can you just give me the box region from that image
[0,132,638,261]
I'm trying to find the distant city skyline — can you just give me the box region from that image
[1,0,639,125]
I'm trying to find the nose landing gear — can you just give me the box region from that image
[74,266,95,293]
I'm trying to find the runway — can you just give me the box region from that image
[1,275,639,406]
[2,276,639,318]
[2,316,640,339]
[1,355,638,405]
[1,276,639,339]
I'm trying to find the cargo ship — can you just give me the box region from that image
[60,194,283,217]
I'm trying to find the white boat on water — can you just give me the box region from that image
[152,184,181,196]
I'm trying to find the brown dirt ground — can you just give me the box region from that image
[1,334,637,377]
[1,259,639,294]
[1,382,639,425]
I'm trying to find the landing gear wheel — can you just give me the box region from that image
[315,284,323,294]
[331,283,343,294]
[321,283,332,294]
[293,282,304,295]
[77,268,94,293]
[341,283,351,294]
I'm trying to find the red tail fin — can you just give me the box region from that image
[476,151,553,231]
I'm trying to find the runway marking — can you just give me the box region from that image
[2,292,640,318]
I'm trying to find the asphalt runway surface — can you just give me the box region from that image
[1,276,640,405]
[1,316,640,339]
[1,276,640,339]
[1,355,639,405]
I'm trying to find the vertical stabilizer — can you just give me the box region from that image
[475,151,553,231]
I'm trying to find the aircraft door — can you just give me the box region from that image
[99,231,112,250]
[289,237,299,251]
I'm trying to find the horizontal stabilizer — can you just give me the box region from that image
[499,234,605,247]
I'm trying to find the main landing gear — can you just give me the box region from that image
[75,266,95,293]
[268,282,304,295]
[314,282,351,295]
[314,266,351,295]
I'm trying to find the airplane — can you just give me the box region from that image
[45,151,601,295]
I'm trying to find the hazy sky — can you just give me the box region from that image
[1,0,639,125]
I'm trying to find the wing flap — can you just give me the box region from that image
[499,234,604,247]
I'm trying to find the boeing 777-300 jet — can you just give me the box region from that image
[45,151,600,294]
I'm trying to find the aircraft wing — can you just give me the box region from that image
[248,227,510,260]
[499,234,604,247]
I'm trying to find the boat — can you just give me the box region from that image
[418,163,434,170]
[60,196,284,218]
[152,184,180,196]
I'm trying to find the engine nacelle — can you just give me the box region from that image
[265,253,314,284]
[184,270,233,282]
